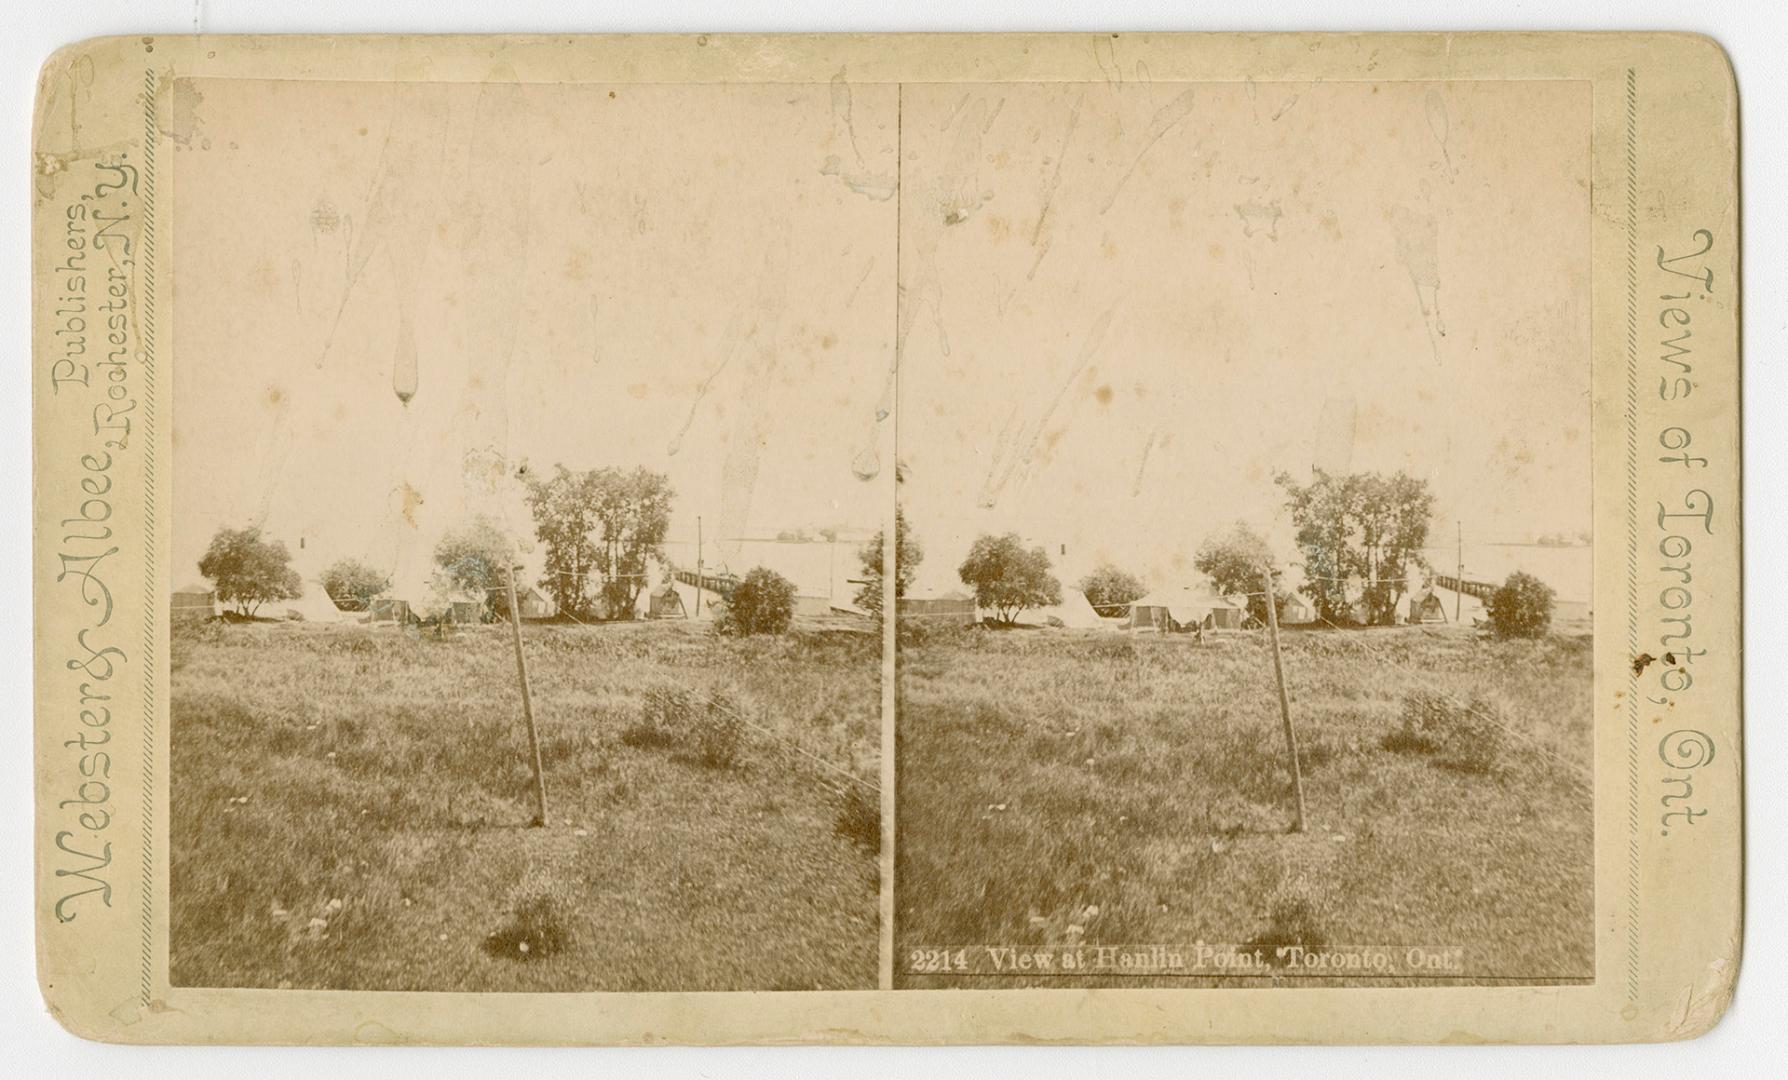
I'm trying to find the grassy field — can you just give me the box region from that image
[894,623,1594,988]
[170,616,880,992]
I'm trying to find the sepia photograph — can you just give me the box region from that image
[26,22,1751,1047]
[165,77,892,992]
[892,78,1595,987]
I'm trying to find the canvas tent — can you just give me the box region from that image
[1128,587,1235,632]
[271,583,357,623]
[1032,588,1112,630]
[1408,588,1448,624]
[648,583,686,619]
[1279,592,1317,625]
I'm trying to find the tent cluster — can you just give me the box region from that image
[897,581,1323,632]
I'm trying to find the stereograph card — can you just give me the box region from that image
[30,32,1740,1044]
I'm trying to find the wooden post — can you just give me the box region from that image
[1262,562,1307,833]
[505,564,550,828]
[1454,520,1464,623]
[695,515,703,616]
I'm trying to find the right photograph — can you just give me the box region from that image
[892,78,1595,988]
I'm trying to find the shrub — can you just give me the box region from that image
[957,532,1062,625]
[1487,571,1555,638]
[1246,881,1334,962]
[1384,689,1508,774]
[691,690,749,768]
[833,781,881,854]
[320,558,389,612]
[483,871,574,961]
[629,686,748,767]
[717,567,797,636]
[622,689,688,749]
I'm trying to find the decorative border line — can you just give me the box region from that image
[1622,66,1640,1010]
[139,66,159,1009]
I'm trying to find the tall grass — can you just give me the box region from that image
[169,618,879,992]
[895,625,1594,987]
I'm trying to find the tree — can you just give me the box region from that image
[718,567,797,636]
[320,558,390,612]
[526,465,672,620]
[957,532,1062,626]
[591,466,673,618]
[1487,571,1555,638]
[524,465,603,620]
[198,526,302,616]
[434,515,513,615]
[1194,522,1288,626]
[855,506,922,616]
[1078,563,1146,614]
[1275,469,1434,625]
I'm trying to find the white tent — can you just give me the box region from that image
[1129,586,1230,631]
[1032,588,1111,630]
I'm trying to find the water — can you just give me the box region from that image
[1420,543,1592,603]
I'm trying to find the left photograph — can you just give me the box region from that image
[166,78,895,991]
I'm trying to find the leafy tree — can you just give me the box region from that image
[1275,469,1434,625]
[957,532,1062,626]
[855,506,922,616]
[434,515,513,616]
[1487,571,1555,638]
[198,526,302,616]
[1078,563,1146,614]
[1193,522,1288,626]
[320,558,390,612]
[524,465,603,620]
[718,567,797,636]
[592,466,673,618]
[526,465,672,620]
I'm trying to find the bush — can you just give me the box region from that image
[717,567,797,636]
[1246,881,1333,962]
[630,685,749,768]
[833,782,881,854]
[1487,571,1555,638]
[483,871,574,961]
[691,690,749,769]
[1384,689,1508,774]
[623,688,689,749]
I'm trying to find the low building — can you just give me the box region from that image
[170,584,216,621]
[898,592,978,626]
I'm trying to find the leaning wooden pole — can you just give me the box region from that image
[1261,561,1307,833]
[505,563,550,828]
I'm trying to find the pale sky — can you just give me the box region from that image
[172,77,1589,601]
[893,79,1592,594]
[173,78,898,593]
